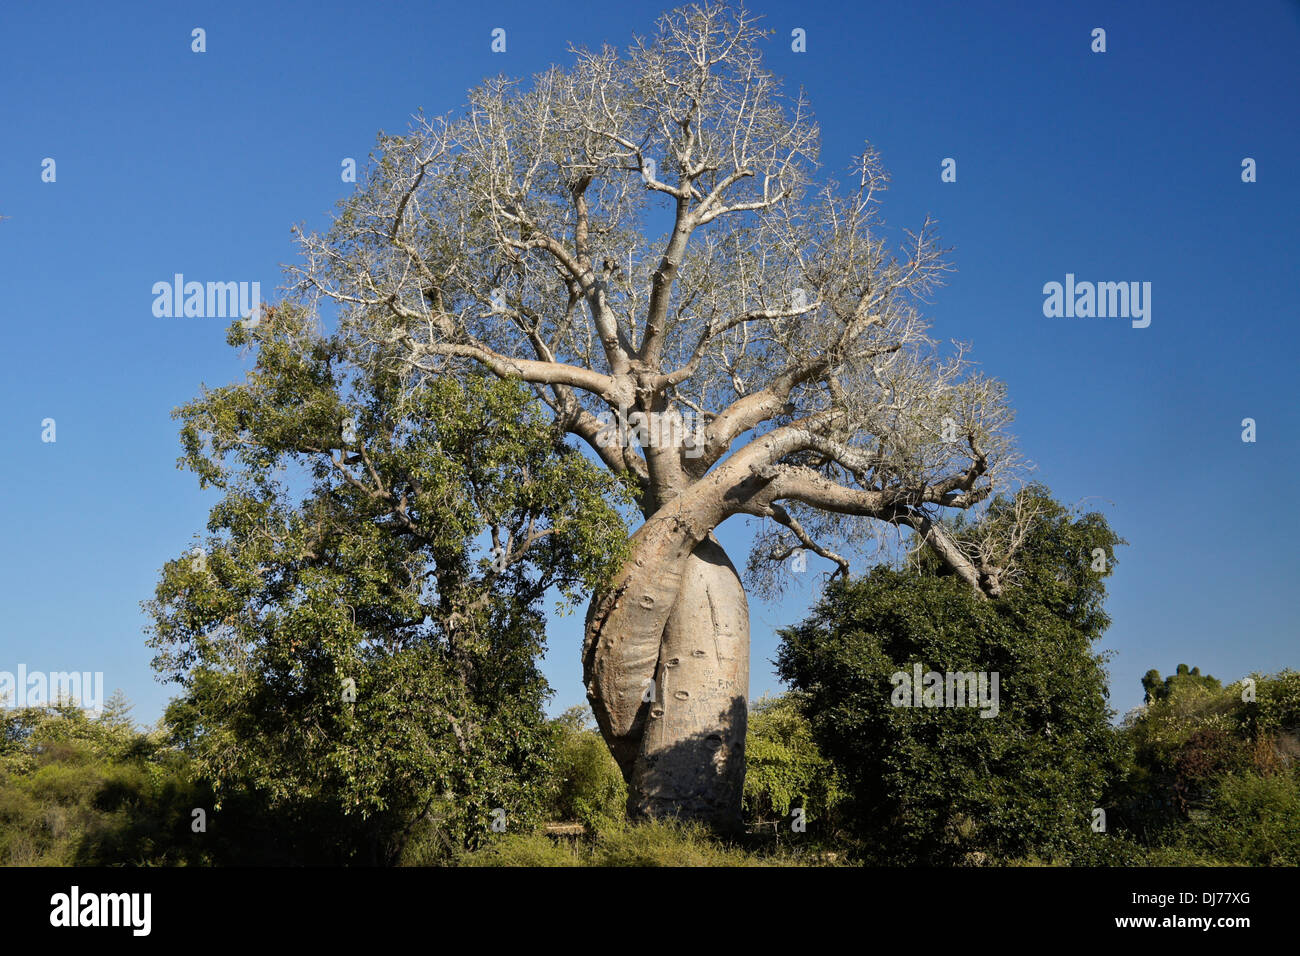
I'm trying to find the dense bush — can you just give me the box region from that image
[545,706,627,833]
[1113,668,1300,866]
[742,693,845,841]
[1183,771,1300,865]
[777,491,1125,865]
[0,699,207,866]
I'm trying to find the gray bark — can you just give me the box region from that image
[297,6,1025,829]
[583,478,753,830]
[626,536,748,829]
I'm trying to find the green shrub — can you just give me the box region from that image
[547,707,626,832]
[743,694,845,839]
[0,702,207,866]
[1181,772,1300,866]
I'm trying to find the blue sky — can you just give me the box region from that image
[1,0,1296,727]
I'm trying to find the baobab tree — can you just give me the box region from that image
[293,3,1025,828]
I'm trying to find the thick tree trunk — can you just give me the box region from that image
[584,531,749,831]
[628,537,748,829]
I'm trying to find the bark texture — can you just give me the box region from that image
[584,525,750,829]
[628,537,748,828]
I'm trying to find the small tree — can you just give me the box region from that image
[743,694,844,839]
[146,305,629,863]
[777,488,1124,863]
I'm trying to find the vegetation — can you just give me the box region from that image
[776,487,1126,865]
[1142,664,1223,704]
[4,670,1296,866]
[460,821,781,867]
[0,697,206,866]
[1110,668,1300,866]
[4,487,1294,867]
[545,706,627,834]
[742,694,845,839]
[142,304,631,864]
[2,273,1287,870]
[3,434,1292,868]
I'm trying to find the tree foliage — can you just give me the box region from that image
[777,486,1126,864]
[742,693,844,833]
[293,2,1024,596]
[145,305,631,862]
[1142,664,1222,704]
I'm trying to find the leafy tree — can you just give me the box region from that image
[146,303,630,864]
[742,694,844,838]
[290,2,1029,827]
[1142,664,1222,704]
[777,487,1125,864]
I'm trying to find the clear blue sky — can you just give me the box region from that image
[1,0,1296,727]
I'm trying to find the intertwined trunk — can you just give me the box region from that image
[296,0,1018,831]
[584,514,750,830]
[630,537,748,826]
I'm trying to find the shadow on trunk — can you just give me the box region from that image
[627,694,748,834]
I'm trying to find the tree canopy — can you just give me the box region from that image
[145,304,631,861]
[777,487,1126,864]
[292,2,1022,594]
